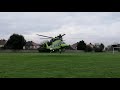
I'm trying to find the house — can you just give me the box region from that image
[0,39,7,48]
[88,43,94,48]
[70,43,78,50]
[23,41,40,50]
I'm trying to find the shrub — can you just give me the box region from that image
[85,45,93,52]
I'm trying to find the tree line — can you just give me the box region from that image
[1,33,105,52]
[76,40,105,52]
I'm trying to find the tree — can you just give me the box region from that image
[100,43,104,51]
[85,43,93,52]
[4,33,26,50]
[94,43,104,52]
[77,40,86,50]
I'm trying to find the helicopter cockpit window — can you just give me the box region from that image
[61,42,65,44]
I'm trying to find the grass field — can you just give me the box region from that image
[0,52,120,78]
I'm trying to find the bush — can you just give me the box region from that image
[85,45,93,52]
[94,43,104,52]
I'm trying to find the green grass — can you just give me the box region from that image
[0,52,120,78]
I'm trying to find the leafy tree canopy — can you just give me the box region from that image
[4,33,26,50]
[77,40,86,50]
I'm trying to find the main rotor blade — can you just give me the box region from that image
[68,38,81,39]
[40,38,51,39]
[61,34,66,36]
[36,34,53,38]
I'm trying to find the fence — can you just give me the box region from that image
[0,49,86,53]
[64,50,85,53]
[0,49,39,53]
[0,49,108,53]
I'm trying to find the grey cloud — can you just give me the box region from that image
[0,12,69,34]
[0,12,120,46]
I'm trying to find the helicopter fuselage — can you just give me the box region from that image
[46,40,69,51]
[37,34,69,53]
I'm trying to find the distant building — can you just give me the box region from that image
[23,41,40,50]
[87,43,94,48]
[106,44,120,51]
[70,43,78,50]
[118,44,120,47]
[0,39,7,48]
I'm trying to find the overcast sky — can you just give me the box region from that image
[0,12,120,46]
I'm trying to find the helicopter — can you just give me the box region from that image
[36,34,69,53]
